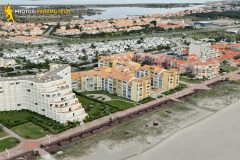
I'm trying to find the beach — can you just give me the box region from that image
[54,81,240,160]
[128,99,240,160]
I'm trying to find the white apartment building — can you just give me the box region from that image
[189,41,221,61]
[0,64,87,123]
[190,60,220,79]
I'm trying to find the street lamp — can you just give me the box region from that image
[6,149,10,159]
[109,112,114,120]
[80,121,85,132]
[46,135,51,145]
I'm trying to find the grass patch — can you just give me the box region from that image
[220,65,238,73]
[180,76,202,84]
[0,111,32,128]
[162,83,188,95]
[77,95,118,122]
[0,128,7,138]
[11,122,47,139]
[76,91,135,122]
[0,137,20,152]
[139,97,155,104]
[107,100,134,110]
[83,90,132,102]
[0,110,78,135]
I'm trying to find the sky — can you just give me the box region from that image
[0,0,223,5]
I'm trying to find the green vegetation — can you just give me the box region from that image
[50,27,193,44]
[139,97,156,104]
[0,128,7,138]
[220,65,238,73]
[83,90,132,101]
[76,91,136,122]
[188,11,240,20]
[186,30,240,42]
[0,110,77,135]
[0,67,14,73]
[180,76,203,84]
[11,122,47,139]
[0,111,32,128]
[85,91,136,109]
[0,137,20,152]
[107,100,134,110]
[77,94,118,122]
[162,83,188,95]
[23,62,50,70]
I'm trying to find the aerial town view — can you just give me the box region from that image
[0,0,240,159]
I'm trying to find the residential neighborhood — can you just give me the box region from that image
[0,1,240,160]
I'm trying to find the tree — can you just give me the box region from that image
[150,20,157,27]
[90,43,96,49]
[66,24,71,30]
[81,55,88,61]
[82,49,86,54]
[74,25,80,29]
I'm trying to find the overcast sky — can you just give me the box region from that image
[1,0,223,5]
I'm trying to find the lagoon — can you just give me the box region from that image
[83,5,202,20]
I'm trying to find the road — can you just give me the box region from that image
[0,69,239,160]
[43,26,55,37]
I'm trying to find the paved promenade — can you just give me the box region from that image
[0,70,239,160]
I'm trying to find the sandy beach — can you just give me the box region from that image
[128,99,240,160]
[54,81,240,160]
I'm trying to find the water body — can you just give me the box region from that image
[54,81,240,160]
[83,5,202,20]
[1,0,222,5]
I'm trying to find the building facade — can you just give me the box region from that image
[72,56,179,102]
[189,60,220,79]
[189,41,221,61]
[0,64,87,123]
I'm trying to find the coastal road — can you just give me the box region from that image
[127,99,240,160]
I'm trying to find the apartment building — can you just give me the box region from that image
[73,55,179,101]
[189,41,221,61]
[135,65,179,91]
[190,60,220,79]
[0,64,87,123]
[72,66,150,102]
[98,52,135,68]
